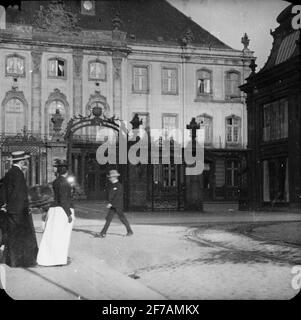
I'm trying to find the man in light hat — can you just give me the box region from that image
[1,151,38,267]
[97,169,133,238]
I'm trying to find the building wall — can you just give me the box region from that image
[0,42,252,144]
[0,20,254,203]
[0,45,32,133]
[126,44,252,149]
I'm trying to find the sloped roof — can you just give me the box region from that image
[5,0,232,49]
[260,4,300,72]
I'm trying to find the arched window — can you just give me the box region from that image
[48,100,66,136]
[225,71,240,99]
[5,98,25,134]
[6,55,25,76]
[197,69,212,95]
[226,115,241,144]
[88,60,106,81]
[196,114,213,145]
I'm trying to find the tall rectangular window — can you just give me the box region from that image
[263,99,288,141]
[162,114,177,131]
[226,160,239,187]
[133,66,149,93]
[196,114,213,145]
[162,114,178,141]
[162,164,177,187]
[89,61,106,81]
[6,55,25,76]
[48,58,65,78]
[162,67,178,95]
[262,158,289,203]
[225,71,240,98]
[197,69,212,95]
[226,116,241,144]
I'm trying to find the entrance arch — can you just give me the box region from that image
[65,105,121,200]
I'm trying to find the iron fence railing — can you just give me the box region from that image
[0,132,108,144]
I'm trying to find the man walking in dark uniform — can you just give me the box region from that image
[97,170,133,238]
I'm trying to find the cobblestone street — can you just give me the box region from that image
[2,201,301,300]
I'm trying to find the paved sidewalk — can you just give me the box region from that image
[4,252,165,300]
[1,202,301,300]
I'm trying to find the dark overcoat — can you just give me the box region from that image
[108,181,124,212]
[51,175,74,217]
[2,165,38,267]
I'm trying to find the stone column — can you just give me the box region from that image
[80,152,86,188]
[31,51,42,133]
[112,54,122,118]
[31,155,36,185]
[73,50,83,116]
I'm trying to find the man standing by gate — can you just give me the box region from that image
[97,170,133,238]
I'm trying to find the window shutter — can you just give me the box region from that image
[17,58,24,74]
[141,67,147,91]
[234,125,239,142]
[204,79,211,93]
[162,69,168,92]
[58,60,64,77]
[7,57,13,73]
[171,69,177,93]
[226,124,232,142]
[133,67,140,91]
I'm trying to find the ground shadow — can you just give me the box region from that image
[72,228,125,238]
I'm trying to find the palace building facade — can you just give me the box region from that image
[0,0,254,210]
[241,4,301,211]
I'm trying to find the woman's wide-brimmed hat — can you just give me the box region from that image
[8,151,30,161]
[107,169,120,178]
[53,159,68,168]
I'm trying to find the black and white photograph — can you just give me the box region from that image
[0,0,300,307]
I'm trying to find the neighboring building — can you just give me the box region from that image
[0,0,253,210]
[240,5,301,211]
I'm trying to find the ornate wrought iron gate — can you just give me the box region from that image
[149,164,186,211]
[64,105,120,200]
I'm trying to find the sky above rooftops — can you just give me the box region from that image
[169,0,288,69]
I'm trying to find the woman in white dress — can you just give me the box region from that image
[37,160,74,266]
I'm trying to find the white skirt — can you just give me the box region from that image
[37,207,74,266]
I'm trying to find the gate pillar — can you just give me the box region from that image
[185,172,203,211]
[46,140,67,183]
[185,118,204,212]
[127,163,148,211]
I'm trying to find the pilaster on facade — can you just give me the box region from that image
[72,49,83,117]
[112,53,124,119]
[31,50,42,133]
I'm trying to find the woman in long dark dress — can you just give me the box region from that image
[37,160,74,266]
